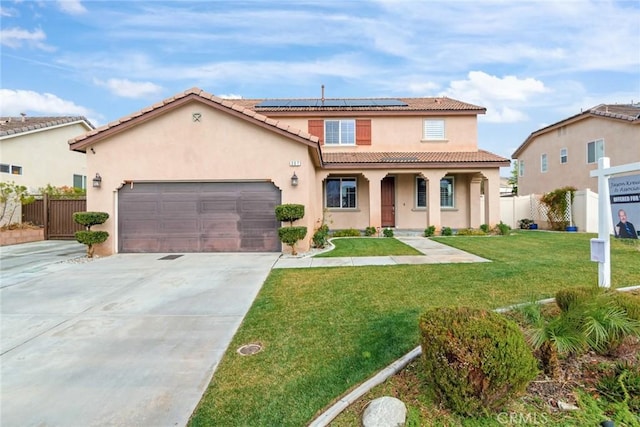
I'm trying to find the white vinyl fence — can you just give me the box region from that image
[500,189,602,233]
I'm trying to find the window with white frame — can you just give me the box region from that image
[440,177,454,208]
[11,165,22,175]
[587,139,604,164]
[560,148,568,164]
[325,177,357,208]
[416,177,427,208]
[73,174,87,189]
[519,160,524,177]
[0,164,9,173]
[541,153,548,173]
[423,119,445,140]
[325,120,355,145]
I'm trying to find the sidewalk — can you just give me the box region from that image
[272,236,489,269]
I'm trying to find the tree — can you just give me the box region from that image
[508,160,519,195]
[73,212,109,258]
[275,204,307,255]
[0,181,35,226]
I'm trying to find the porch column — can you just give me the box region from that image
[422,171,445,230]
[362,171,388,229]
[483,169,501,226]
[469,174,483,228]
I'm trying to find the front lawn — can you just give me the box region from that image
[314,237,423,257]
[189,232,640,426]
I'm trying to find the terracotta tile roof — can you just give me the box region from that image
[232,97,485,113]
[512,103,640,158]
[0,116,94,137]
[68,88,319,147]
[322,150,510,167]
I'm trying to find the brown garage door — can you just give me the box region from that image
[118,182,281,253]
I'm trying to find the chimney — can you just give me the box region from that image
[20,112,26,122]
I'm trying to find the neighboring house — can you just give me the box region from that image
[69,87,509,255]
[0,115,94,193]
[512,103,640,196]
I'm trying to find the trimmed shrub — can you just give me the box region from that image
[456,228,486,236]
[275,204,304,224]
[73,211,109,258]
[364,226,377,237]
[278,226,307,255]
[441,226,452,236]
[596,361,640,412]
[383,228,394,237]
[419,307,538,416]
[495,221,511,235]
[311,224,329,248]
[611,291,640,321]
[423,225,436,237]
[480,223,490,233]
[332,228,361,237]
[555,286,604,312]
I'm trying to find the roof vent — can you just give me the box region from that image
[20,112,26,122]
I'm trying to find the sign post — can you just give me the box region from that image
[590,158,640,287]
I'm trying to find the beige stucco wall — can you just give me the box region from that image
[516,118,639,195]
[271,115,479,152]
[0,122,89,193]
[85,101,318,255]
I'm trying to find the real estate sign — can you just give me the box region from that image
[609,174,640,239]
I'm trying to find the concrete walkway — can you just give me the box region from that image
[273,236,489,268]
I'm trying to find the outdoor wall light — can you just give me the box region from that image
[291,172,299,187]
[92,173,102,188]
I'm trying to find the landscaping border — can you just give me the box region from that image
[308,285,640,426]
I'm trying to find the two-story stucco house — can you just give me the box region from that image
[0,115,94,192]
[512,103,640,195]
[69,87,509,255]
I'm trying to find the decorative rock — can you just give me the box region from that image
[557,400,579,411]
[362,396,407,427]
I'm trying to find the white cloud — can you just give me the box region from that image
[218,94,243,99]
[0,89,94,117]
[93,78,163,99]
[56,0,87,15]
[442,71,550,123]
[0,27,53,51]
[0,6,17,17]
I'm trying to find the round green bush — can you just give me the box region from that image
[419,307,538,416]
[75,230,109,245]
[73,211,109,229]
[611,291,640,321]
[277,226,307,246]
[275,204,304,223]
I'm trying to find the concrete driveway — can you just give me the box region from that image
[1,241,280,427]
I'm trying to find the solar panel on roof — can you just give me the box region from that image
[373,99,407,106]
[319,100,345,107]
[255,100,289,108]
[288,99,319,107]
[256,98,408,108]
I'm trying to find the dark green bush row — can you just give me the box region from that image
[364,226,377,237]
[419,307,538,416]
[332,228,361,237]
[382,228,394,237]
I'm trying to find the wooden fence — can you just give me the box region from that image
[22,196,86,239]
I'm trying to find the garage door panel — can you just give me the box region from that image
[118,182,280,253]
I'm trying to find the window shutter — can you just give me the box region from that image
[308,120,324,145]
[355,119,371,145]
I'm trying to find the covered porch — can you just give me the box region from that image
[316,168,502,233]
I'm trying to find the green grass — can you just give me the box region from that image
[314,237,423,257]
[189,231,640,426]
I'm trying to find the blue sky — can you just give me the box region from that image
[1,0,639,175]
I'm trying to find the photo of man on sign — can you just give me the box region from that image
[610,174,640,240]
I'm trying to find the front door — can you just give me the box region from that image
[381,176,395,227]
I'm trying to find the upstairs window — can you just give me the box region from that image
[325,120,355,145]
[560,148,568,164]
[541,153,548,173]
[11,165,22,175]
[325,177,357,208]
[519,160,525,177]
[423,119,445,140]
[440,177,454,208]
[416,177,427,208]
[587,139,604,164]
[0,164,9,173]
